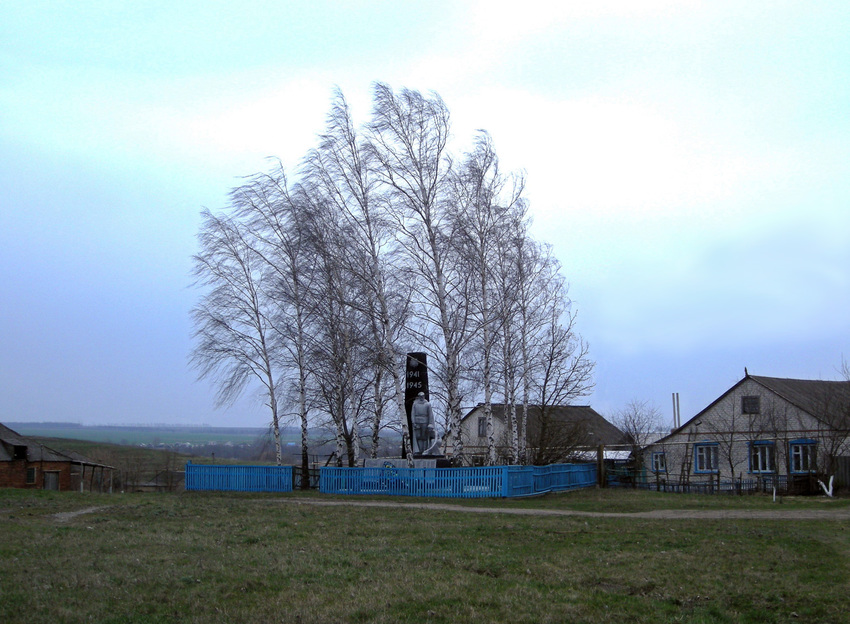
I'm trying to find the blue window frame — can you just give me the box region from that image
[789,439,816,473]
[748,441,775,473]
[694,443,718,473]
[651,452,666,473]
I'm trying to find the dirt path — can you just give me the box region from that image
[274,498,850,520]
[50,506,112,522]
[44,500,850,522]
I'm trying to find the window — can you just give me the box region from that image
[477,416,487,438]
[741,396,761,414]
[694,443,718,473]
[26,467,37,484]
[789,439,816,473]
[749,442,775,473]
[652,452,666,473]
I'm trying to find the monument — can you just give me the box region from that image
[404,352,442,458]
[410,392,435,453]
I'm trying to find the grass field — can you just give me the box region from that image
[1,488,848,623]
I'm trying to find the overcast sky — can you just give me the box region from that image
[2,1,848,429]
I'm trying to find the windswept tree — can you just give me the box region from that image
[305,89,415,462]
[367,83,473,459]
[491,219,532,463]
[453,132,527,465]
[190,210,286,464]
[191,83,594,468]
[493,235,595,464]
[300,181,369,467]
[228,167,314,487]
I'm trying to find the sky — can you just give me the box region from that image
[2,1,849,430]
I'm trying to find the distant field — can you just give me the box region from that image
[1,489,848,623]
[7,422,402,463]
[6,422,278,446]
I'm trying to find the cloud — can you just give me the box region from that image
[587,216,850,355]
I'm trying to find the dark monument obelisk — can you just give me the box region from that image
[405,352,438,457]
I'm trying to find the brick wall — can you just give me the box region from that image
[0,461,73,490]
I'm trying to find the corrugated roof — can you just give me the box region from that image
[749,376,850,428]
[0,422,112,467]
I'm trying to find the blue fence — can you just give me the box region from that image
[185,463,293,493]
[320,463,596,498]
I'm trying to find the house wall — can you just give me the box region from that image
[646,378,849,482]
[0,461,73,490]
[461,410,504,451]
[454,409,519,463]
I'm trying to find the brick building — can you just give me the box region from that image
[0,423,112,491]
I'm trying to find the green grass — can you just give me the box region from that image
[34,437,193,462]
[1,488,849,623]
[448,486,850,512]
[327,486,850,513]
[29,438,270,491]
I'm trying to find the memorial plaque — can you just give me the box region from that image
[405,352,429,406]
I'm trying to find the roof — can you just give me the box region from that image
[655,373,850,445]
[749,376,850,428]
[462,403,629,447]
[0,423,111,467]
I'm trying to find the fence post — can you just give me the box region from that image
[502,466,510,498]
[597,445,606,488]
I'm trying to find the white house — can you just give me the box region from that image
[644,372,850,491]
[448,403,628,465]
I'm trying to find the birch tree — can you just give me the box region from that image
[229,167,315,487]
[191,83,595,468]
[190,210,286,463]
[453,132,526,465]
[305,89,415,462]
[295,189,371,467]
[367,83,471,460]
[523,267,595,464]
[501,236,592,464]
[493,223,541,463]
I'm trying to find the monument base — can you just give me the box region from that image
[414,454,452,468]
[364,456,453,469]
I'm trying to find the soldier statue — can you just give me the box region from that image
[410,392,435,454]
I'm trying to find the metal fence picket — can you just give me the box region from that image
[319,463,596,498]
[185,463,293,493]
[185,462,595,498]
